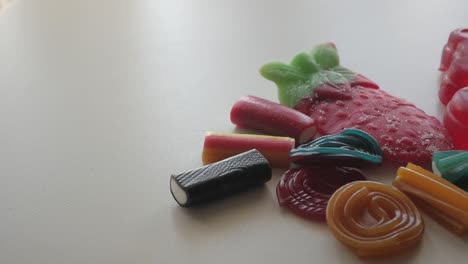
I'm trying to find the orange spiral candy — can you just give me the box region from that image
[326,181,424,258]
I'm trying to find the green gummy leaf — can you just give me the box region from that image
[260,43,357,107]
[312,44,339,69]
[290,53,319,74]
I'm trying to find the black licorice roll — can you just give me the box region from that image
[170,149,271,207]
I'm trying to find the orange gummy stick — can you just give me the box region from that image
[326,181,424,258]
[393,163,468,235]
[202,132,295,168]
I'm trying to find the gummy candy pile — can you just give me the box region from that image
[170,28,468,258]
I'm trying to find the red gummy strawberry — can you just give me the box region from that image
[261,43,453,164]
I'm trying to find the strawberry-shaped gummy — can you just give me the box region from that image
[261,43,453,164]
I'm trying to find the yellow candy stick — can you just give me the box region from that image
[393,163,468,235]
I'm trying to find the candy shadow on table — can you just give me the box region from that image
[329,229,423,263]
[171,185,272,238]
[421,210,468,245]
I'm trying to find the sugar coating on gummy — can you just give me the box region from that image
[202,132,294,168]
[170,149,271,207]
[231,95,316,145]
[261,43,453,164]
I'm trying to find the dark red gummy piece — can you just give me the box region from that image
[295,82,453,164]
[276,167,366,221]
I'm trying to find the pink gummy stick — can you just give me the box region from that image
[230,96,316,145]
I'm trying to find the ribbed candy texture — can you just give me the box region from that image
[393,163,468,235]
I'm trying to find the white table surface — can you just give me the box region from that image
[1,0,467,263]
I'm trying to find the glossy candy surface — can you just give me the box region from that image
[393,163,468,235]
[276,167,366,221]
[444,87,468,150]
[261,43,453,164]
[326,181,424,258]
[230,95,316,145]
[440,57,468,105]
[290,128,382,167]
[440,28,468,71]
[202,132,294,168]
[433,151,468,190]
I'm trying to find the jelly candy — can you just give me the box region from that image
[439,28,468,104]
[440,28,468,71]
[440,57,468,105]
[393,163,468,235]
[230,96,316,145]
[202,132,294,168]
[444,87,468,150]
[261,43,453,164]
[276,167,366,221]
[326,181,424,257]
[290,128,382,167]
[432,151,468,191]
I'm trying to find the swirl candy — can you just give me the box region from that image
[276,167,366,221]
[326,181,424,258]
[289,128,383,167]
[393,163,468,235]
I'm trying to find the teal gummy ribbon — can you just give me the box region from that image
[290,128,383,164]
[432,151,468,191]
[260,43,358,107]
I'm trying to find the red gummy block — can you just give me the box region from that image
[276,167,366,221]
[440,28,468,71]
[444,87,468,150]
[231,96,316,145]
[440,57,468,105]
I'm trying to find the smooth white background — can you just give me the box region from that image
[1,0,467,263]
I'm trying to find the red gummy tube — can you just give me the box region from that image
[202,132,295,167]
[230,96,316,145]
[444,87,468,150]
